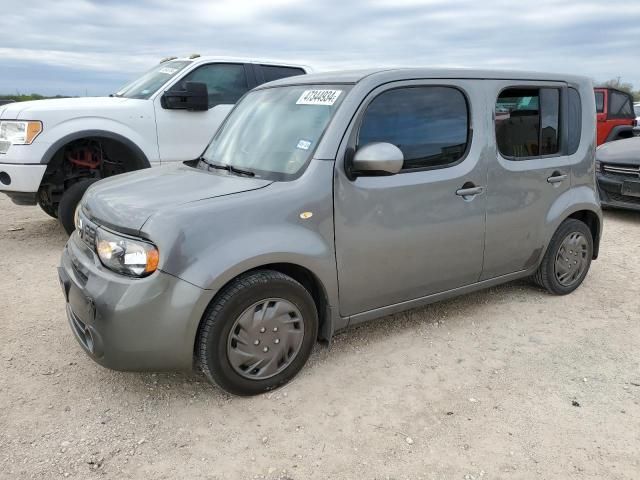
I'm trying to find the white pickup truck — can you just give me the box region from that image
[0,56,310,232]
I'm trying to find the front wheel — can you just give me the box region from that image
[197,270,318,396]
[532,219,593,295]
[58,179,100,235]
[37,198,58,219]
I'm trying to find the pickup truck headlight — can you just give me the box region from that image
[95,228,159,277]
[0,121,43,152]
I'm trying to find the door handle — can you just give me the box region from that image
[547,173,568,184]
[455,185,485,197]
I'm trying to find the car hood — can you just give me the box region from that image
[0,96,136,120]
[596,137,640,166]
[82,164,273,234]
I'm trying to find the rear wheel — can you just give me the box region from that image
[197,270,318,396]
[532,219,593,295]
[58,179,100,235]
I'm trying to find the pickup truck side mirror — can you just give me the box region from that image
[347,142,404,179]
[161,81,209,111]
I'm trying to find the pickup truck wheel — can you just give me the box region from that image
[532,219,593,295]
[58,179,100,235]
[37,199,58,219]
[197,270,318,396]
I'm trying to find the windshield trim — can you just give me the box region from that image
[115,60,193,100]
[200,84,353,182]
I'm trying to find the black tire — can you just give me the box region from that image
[197,270,318,396]
[37,199,58,219]
[532,219,593,295]
[58,179,100,235]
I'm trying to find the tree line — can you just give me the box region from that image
[597,79,640,101]
[0,94,69,102]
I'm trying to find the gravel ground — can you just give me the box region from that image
[1,194,639,480]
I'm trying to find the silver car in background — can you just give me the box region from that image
[596,136,640,210]
[59,68,602,395]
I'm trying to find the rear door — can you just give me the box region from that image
[482,81,571,280]
[154,62,255,163]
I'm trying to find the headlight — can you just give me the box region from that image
[0,121,43,147]
[95,228,159,277]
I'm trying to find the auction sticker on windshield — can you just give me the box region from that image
[296,90,342,106]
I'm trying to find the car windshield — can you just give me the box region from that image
[635,105,640,117]
[115,60,192,100]
[200,85,349,180]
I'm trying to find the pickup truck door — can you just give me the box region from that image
[153,62,255,163]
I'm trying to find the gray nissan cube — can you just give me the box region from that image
[59,68,602,395]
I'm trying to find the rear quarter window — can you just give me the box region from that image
[259,65,306,83]
[568,88,582,155]
[609,91,634,118]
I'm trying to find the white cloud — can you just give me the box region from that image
[0,0,638,95]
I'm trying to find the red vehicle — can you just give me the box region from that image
[594,87,636,146]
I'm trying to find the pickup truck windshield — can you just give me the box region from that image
[201,85,349,180]
[115,60,192,99]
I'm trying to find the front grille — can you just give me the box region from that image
[602,163,640,179]
[77,211,98,250]
[608,192,640,206]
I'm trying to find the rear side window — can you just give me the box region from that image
[357,86,469,171]
[259,65,306,83]
[609,90,633,118]
[177,63,249,108]
[495,88,560,159]
[568,88,582,155]
[595,91,605,113]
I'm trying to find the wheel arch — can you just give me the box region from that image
[543,186,603,263]
[193,261,334,361]
[604,124,634,143]
[41,130,151,168]
[567,209,601,259]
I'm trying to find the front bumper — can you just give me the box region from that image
[58,233,213,371]
[0,162,47,198]
[597,173,640,211]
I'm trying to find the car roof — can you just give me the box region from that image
[259,67,591,88]
[174,56,311,71]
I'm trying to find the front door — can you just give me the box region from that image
[482,81,572,280]
[334,81,489,317]
[154,62,253,163]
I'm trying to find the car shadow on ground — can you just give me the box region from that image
[603,207,640,224]
[7,205,602,401]
[99,279,542,401]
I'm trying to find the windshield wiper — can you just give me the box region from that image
[199,158,255,177]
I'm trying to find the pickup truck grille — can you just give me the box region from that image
[602,163,640,179]
[608,192,640,206]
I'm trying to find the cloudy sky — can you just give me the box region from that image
[1,0,639,96]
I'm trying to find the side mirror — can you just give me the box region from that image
[161,81,209,111]
[348,142,404,178]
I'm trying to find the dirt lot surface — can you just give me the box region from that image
[1,195,639,480]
